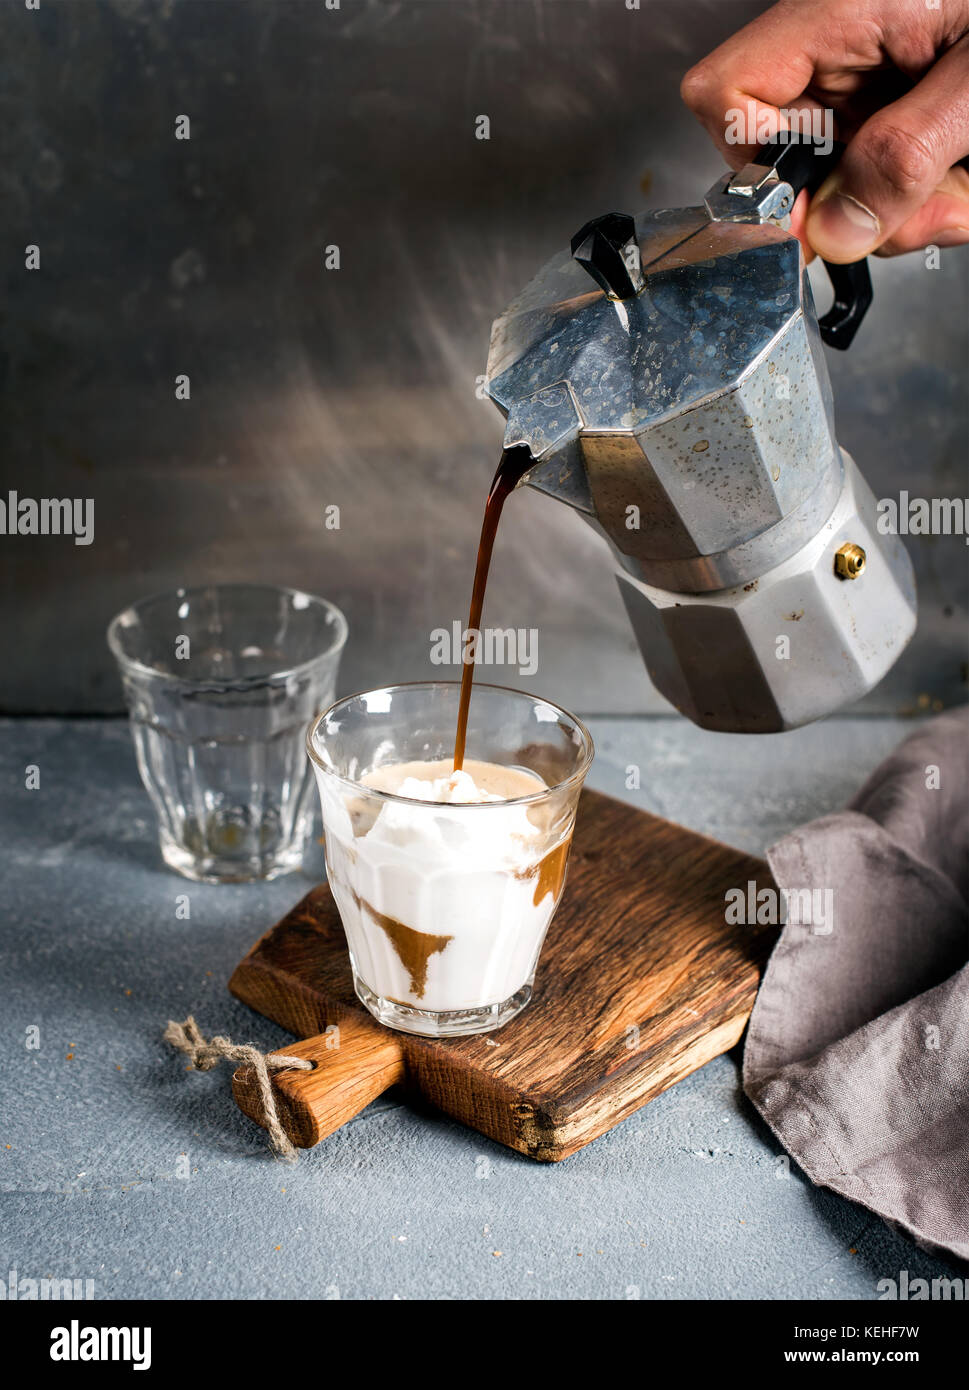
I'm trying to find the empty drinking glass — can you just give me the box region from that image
[108,583,347,882]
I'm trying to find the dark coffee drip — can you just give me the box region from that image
[453,445,534,771]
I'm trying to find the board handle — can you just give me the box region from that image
[231,1014,405,1149]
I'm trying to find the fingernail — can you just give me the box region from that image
[932,226,969,247]
[808,191,881,259]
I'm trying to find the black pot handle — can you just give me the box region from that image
[760,134,873,350]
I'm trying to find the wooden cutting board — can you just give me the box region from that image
[229,788,777,1161]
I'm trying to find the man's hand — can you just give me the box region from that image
[681,0,969,261]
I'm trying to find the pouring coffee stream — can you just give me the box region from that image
[452,444,534,771]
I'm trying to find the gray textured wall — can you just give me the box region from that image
[2,0,966,714]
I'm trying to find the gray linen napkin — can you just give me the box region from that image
[744,707,969,1261]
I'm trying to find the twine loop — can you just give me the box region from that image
[164,1015,313,1162]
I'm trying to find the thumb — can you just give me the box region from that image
[805,42,969,262]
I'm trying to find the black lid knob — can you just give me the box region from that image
[571,212,643,299]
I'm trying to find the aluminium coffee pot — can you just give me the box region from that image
[485,136,916,732]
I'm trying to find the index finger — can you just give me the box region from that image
[680,0,879,164]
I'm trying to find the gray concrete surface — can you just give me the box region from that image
[0,714,959,1300]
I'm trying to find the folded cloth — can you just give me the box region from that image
[744,707,969,1261]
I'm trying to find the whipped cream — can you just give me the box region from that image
[317,759,570,1016]
[389,768,503,804]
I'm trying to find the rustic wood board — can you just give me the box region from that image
[229,788,776,1161]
